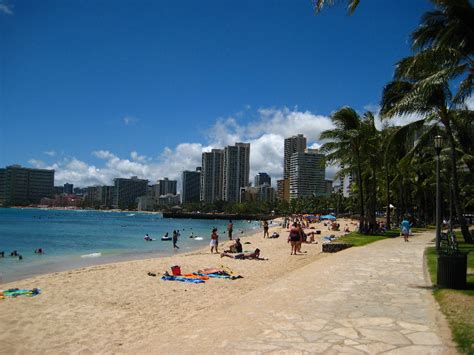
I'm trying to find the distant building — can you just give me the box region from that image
[289,149,326,199]
[182,168,201,204]
[73,187,87,196]
[284,134,306,180]
[201,149,224,203]
[223,142,250,203]
[113,176,148,209]
[63,183,74,194]
[254,172,271,187]
[241,184,276,203]
[85,186,100,205]
[54,186,64,195]
[158,193,181,207]
[97,185,115,208]
[157,178,177,196]
[0,165,54,206]
[325,179,333,196]
[137,195,156,211]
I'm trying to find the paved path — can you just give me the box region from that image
[146,232,456,353]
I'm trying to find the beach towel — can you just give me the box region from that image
[183,274,209,280]
[161,275,205,284]
[195,273,243,280]
[1,288,41,298]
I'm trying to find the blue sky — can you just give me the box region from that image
[0,0,433,187]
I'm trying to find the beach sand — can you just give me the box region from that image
[0,218,357,353]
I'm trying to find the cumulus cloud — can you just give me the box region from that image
[29,107,339,189]
[0,2,13,15]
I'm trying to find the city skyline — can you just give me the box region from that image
[2,1,436,187]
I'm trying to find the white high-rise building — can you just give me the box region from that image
[223,143,250,203]
[284,134,306,180]
[289,149,326,199]
[200,149,224,203]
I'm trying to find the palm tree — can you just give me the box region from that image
[410,0,474,103]
[320,107,368,232]
[314,0,360,14]
[380,76,472,242]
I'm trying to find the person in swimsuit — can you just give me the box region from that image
[210,228,219,254]
[288,222,302,255]
[227,220,233,240]
[263,220,269,238]
[221,248,265,260]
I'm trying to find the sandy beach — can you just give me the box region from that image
[0,218,356,353]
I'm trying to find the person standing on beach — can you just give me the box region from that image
[210,228,219,254]
[172,230,180,249]
[288,222,302,255]
[263,220,269,238]
[227,220,233,240]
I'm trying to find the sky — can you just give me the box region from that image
[0,0,435,189]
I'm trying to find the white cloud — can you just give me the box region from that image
[123,116,138,126]
[29,107,339,188]
[43,150,56,157]
[0,3,13,15]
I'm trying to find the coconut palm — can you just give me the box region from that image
[410,0,474,103]
[320,107,368,232]
[380,74,472,242]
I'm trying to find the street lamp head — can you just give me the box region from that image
[434,135,443,155]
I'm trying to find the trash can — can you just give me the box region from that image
[437,252,468,289]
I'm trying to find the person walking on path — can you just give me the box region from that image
[400,217,411,242]
[172,230,180,249]
[227,220,233,240]
[263,220,269,238]
[210,228,219,254]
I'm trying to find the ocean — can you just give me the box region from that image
[0,208,260,283]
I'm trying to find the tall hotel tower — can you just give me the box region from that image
[289,149,326,199]
[279,134,306,201]
[223,143,250,203]
[200,149,224,203]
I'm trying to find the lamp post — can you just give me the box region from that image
[435,135,443,251]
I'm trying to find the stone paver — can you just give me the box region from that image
[144,233,456,353]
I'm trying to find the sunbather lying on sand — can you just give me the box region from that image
[220,248,266,260]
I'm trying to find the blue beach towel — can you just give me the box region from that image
[2,288,41,297]
[161,275,205,284]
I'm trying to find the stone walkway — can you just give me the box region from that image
[146,232,457,353]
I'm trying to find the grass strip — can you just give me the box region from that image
[425,232,474,354]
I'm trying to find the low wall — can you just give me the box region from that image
[322,243,353,253]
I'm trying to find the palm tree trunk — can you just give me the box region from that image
[356,160,365,233]
[444,119,473,242]
[385,166,391,229]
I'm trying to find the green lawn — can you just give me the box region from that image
[425,232,474,354]
[337,230,398,246]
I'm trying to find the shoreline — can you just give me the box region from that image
[0,218,264,285]
[0,218,357,353]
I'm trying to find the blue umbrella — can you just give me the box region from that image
[321,214,336,220]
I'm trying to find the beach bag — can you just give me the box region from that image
[171,265,181,276]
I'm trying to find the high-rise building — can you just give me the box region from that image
[284,134,306,179]
[0,165,54,206]
[241,184,276,203]
[113,176,148,209]
[182,168,201,203]
[157,177,177,196]
[200,149,224,203]
[289,149,326,199]
[63,183,74,194]
[254,172,271,187]
[223,143,250,203]
[97,185,115,208]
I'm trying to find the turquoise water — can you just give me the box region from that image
[0,208,260,283]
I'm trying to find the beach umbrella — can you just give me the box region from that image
[321,214,336,220]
